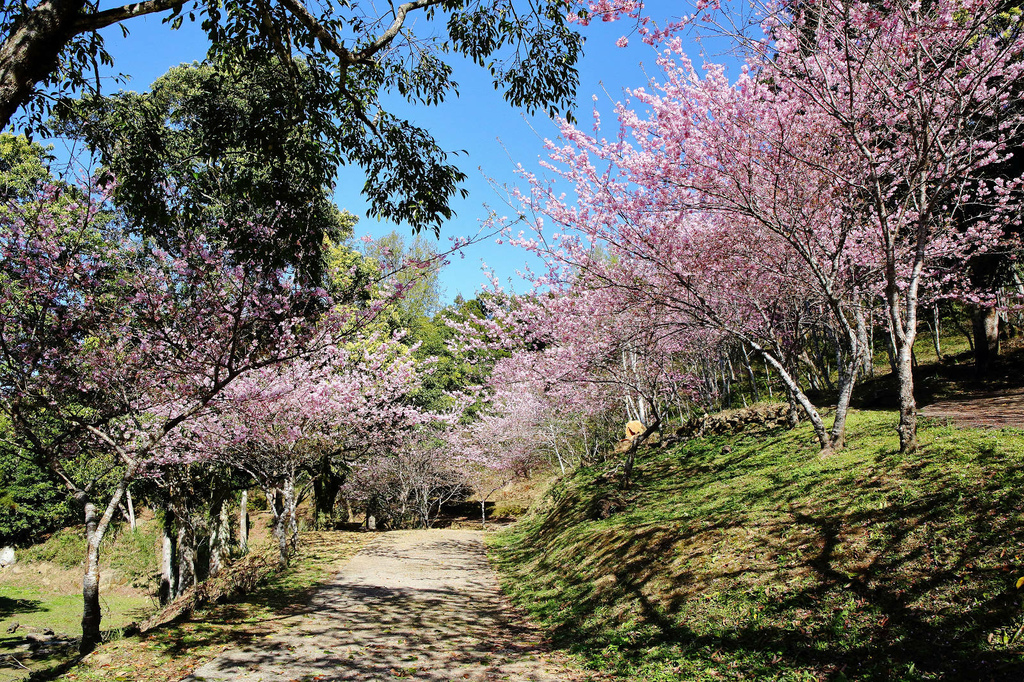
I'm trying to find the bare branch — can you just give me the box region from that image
[353,0,444,62]
[73,0,183,32]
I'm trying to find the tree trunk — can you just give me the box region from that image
[855,304,873,377]
[786,389,800,428]
[895,335,917,453]
[752,343,829,450]
[552,436,566,476]
[208,495,230,578]
[78,470,134,654]
[886,244,923,454]
[972,305,1000,375]
[159,510,175,605]
[741,345,760,403]
[931,304,942,361]
[81,502,103,654]
[884,330,898,375]
[867,306,876,378]
[284,477,298,554]
[268,477,298,567]
[239,490,249,554]
[798,350,822,391]
[176,524,196,596]
[124,488,136,531]
[312,455,343,530]
[0,0,87,129]
[828,356,859,451]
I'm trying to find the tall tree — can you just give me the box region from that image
[56,55,358,284]
[0,179,343,652]
[363,230,445,324]
[0,0,603,233]
[747,0,1024,452]
[507,0,1024,454]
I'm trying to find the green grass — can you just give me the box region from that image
[29,531,366,682]
[0,586,149,636]
[1,521,161,679]
[20,521,160,589]
[19,531,84,570]
[490,410,1024,681]
[0,584,150,682]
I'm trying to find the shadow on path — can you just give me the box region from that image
[186,530,575,682]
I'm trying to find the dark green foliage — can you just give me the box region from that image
[0,451,75,547]
[6,0,589,242]
[56,55,351,284]
[444,0,583,119]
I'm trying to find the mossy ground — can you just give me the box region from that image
[490,410,1024,681]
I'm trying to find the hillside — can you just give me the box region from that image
[490,410,1024,681]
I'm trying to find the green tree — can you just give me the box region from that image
[56,55,356,284]
[363,230,445,325]
[405,295,508,418]
[1,0,590,234]
[324,211,382,305]
[0,132,53,200]
[0,416,77,546]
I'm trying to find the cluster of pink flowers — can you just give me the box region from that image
[470,0,1024,454]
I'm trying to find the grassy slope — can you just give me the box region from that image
[491,410,1024,681]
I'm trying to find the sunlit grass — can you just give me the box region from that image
[3,531,365,682]
[491,411,1024,681]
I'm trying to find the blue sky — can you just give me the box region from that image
[64,1,738,303]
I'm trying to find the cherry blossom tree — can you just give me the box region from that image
[0,183,338,652]
[456,286,690,488]
[163,333,435,564]
[497,0,1024,454]
[341,432,467,529]
[501,176,845,449]
[691,0,1024,451]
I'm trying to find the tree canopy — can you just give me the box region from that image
[1,0,595,233]
[56,55,357,284]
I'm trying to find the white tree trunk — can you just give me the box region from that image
[159,512,175,605]
[125,488,136,531]
[208,495,231,578]
[239,490,249,554]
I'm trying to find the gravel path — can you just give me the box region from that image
[919,387,1024,429]
[186,529,579,682]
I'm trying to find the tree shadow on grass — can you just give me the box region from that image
[505,436,1024,681]
[0,596,43,620]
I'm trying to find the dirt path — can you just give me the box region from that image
[919,387,1024,429]
[185,529,581,682]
